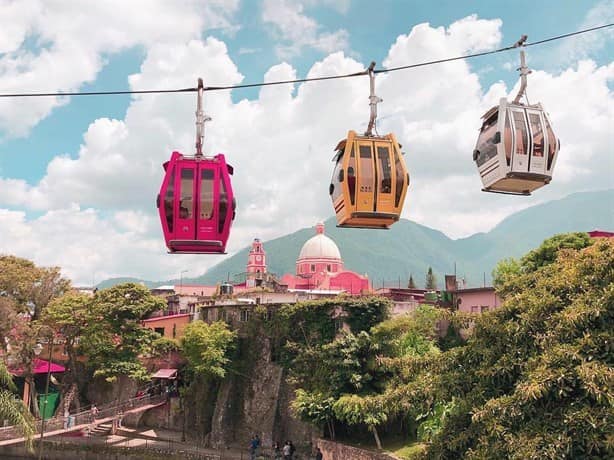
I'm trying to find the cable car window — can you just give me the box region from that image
[504,111,512,165]
[218,176,228,233]
[476,113,498,167]
[377,146,392,194]
[164,166,175,232]
[393,146,405,207]
[348,146,356,205]
[200,169,214,220]
[180,168,194,219]
[330,151,344,202]
[545,117,557,170]
[529,113,544,157]
[359,145,373,193]
[512,111,528,155]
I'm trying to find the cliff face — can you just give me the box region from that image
[141,334,317,448]
[208,335,317,448]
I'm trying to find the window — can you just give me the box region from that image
[545,117,557,170]
[348,146,356,205]
[218,174,228,233]
[154,327,165,336]
[358,145,374,193]
[199,168,214,220]
[481,306,489,313]
[529,113,544,157]
[311,264,316,273]
[377,145,392,194]
[393,144,405,207]
[180,168,194,218]
[240,309,250,322]
[476,113,499,167]
[504,111,512,165]
[164,167,175,231]
[512,110,528,156]
[327,264,332,272]
[471,306,479,313]
[330,151,344,202]
[172,324,177,338]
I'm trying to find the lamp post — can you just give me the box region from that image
[37,334,53,460]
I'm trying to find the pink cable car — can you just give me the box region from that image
[157,80,236,254]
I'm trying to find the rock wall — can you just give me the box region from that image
[207,335,316,449]
[317,439,398,460]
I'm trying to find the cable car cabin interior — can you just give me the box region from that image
[157,151,236,254]
[474,97,559,195]
[329,130,409,229]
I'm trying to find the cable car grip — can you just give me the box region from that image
[365,61,382,137]
[195,78,212,158]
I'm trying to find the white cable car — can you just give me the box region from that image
[474,45,560,195]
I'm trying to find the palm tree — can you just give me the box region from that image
[0,360,35,447]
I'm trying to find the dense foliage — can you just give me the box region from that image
[78,283,165,382]
[393,236,613,459]
[181,321,237,378]
[284,234,612,459]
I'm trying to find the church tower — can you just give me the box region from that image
[246,238,267,288]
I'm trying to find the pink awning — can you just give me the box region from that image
[10,359,65,376]
[152,368,177,379]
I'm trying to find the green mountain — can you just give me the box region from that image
[99,189,614,289]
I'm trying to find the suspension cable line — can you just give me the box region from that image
[0,23,611,98]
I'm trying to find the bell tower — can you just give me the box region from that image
[246,238,267,287]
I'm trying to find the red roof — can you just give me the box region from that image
[10,359,65,376]
[143,313,191,323]
[588,230,614,238]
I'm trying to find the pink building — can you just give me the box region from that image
[281,222,370,295]
[455,287,501,314]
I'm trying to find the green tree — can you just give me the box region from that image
[292,390,337,439]
[408,274,416,289]
[425,267,437,290]
[181,321,237,378]
[42,294,91,380]
[79,283,165,382]
[414,236,613,459]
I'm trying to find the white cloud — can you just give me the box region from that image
[1,14,612,284]
[262,0,349,58]
[554,0,614,64]
[0,0,239,137]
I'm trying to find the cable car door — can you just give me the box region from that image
[526,109,547,175]
[356,141,376,213]
[196,166,218,241]
[175,164,197,241]
[509,107,530,173]
[374,142,394,214]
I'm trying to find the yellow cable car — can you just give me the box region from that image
[474,45,560,195]
[329,63,409,229]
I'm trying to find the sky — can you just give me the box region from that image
[0,0,612,285]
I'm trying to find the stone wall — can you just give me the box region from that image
[317,439,398,460]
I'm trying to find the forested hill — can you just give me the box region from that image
[98,189,613,289]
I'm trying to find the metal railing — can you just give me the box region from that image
[0,393,167,442]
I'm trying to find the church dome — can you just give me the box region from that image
[298,222,342,261]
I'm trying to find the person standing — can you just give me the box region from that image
[283,441,292,460]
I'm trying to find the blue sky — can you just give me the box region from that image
[0,0,612,284]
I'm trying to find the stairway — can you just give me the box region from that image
[89,422,112,437]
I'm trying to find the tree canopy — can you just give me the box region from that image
[181,321,237,379]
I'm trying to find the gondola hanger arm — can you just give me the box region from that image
[365,61,382,137]
[195,78,212,157]
[513,35,532,105]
